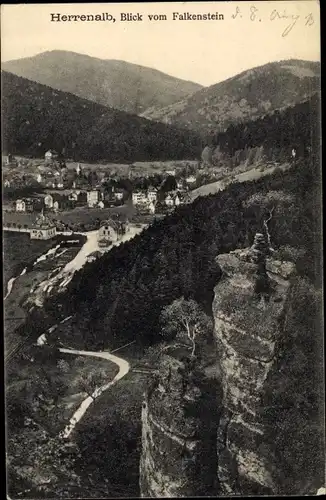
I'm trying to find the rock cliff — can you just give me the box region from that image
[140,344,221,497]
[213,247,297,495]
[140,240,323,496]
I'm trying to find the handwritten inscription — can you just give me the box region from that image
[231,5,315,37]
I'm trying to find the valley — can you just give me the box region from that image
[2,42,323,499]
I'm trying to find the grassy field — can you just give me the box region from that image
[190,162,291,200]
[54,203,136,225]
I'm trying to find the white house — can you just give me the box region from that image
[45,150,53,161]
[186,175,196,184]
[98,219,119,246]
[166,169,176,176]
[87,190,100,207]
[30,213,56,240]
[174,194,181,206]
[15,199,26,212]
[4,179,11,188]
[147,187,158,203]
[132,191,148,205]
[148,201,156,214]
[44,194,54,208]
[98,200,105,209]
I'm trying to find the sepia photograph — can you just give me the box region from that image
[1,1,323,498]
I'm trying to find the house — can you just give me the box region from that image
[136,199,156,215]
[177,180,186,190]
[164,192,182,208]
[44,150,58,163]
[147,187,158,203]
[98,217,129,247]
[174,193,181,206]
[97,200,105,209]
[103,192,116,207]
[86,251,102,263]
[132,190,148,205]
[44,194,54,209]
[4,179,11,188]
[55,178,64,189]
[180,192,192,204]
[68,191,79,202]
[15,199,26,212]
[113,188,124,201]
[30,212,56,240]
[25,198,35,213]
[166,169,176,176]
[45,150,52,161]
[87,190,100,208]
[164,194,174,207]
[186,175,197,184]
[98,219,119,247]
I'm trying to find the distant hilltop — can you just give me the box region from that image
[2,50,202,115]
[141,59,320,133]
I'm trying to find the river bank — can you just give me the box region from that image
[3,232,56,293]
[4,239,84,359]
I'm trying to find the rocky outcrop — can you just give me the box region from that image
[140,345,220,497]
[140,236,322,496]
[212,247,296,495]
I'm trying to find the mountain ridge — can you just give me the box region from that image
[2,50,203,115]
[141,58,320,133]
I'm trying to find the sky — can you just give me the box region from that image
[1,1,320,86]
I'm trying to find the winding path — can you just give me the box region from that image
[6,227,141,437]
[58,348,130,439]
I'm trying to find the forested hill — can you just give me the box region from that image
[2,50,202,115]
[142,59,320,134]
[209,95,320,166]
[1,71,201,162]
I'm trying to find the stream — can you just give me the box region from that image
[4,243,63,301]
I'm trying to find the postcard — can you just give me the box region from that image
[2,1,323,498]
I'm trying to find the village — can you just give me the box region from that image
[2,148,224,235]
